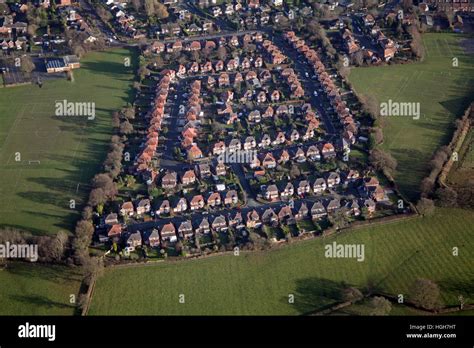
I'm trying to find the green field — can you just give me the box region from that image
[447,128,474,186]
[349,33,474,200]
[89,208,474,315]
[0,263,83,315]
[0,49,136,235]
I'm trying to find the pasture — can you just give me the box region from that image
[89,208,474,315]
[349,33,474,200]
[0,263,83,315]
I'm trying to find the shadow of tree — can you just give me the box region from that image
[283,277,347,315]
[10,295,75,310]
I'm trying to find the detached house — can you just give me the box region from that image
[178,220,194,239]
[321,143,336,159]
[107,224,122,240]
[190,195,205,210]
[212,215,227,231]
[105,213,118,225]
[162,171,178,189]
[294,148,306,163]
[244,136,257,150]
[279,182,294,198]
[148,229,160,247]
[161,223,177,242]
[207,192,222,207]
[196,217,210,235]
[229,211,244,228]
[181,170,197,186]
[326,199,341,213]
[278,206,295,225]
[228,138,242,153]
[326,172,341,188]
[313,178,327,194]
[198,163,211,178]
[126,232,142,252]
[218,73,230,87]
[259,134,272,148]
[213,141,226,155]
[262,208,279,225]
[295,202,309,221]
[297,180,311,196]
[311,202,327,220]
[275,150,289,164]
[306,145,320,161]
[136,199,151,215]
[265,184,279,201]
[246,210,261,228]
[262,153,276,169]
[120,202,134,216]
[273,132,286,146]
[156,200,171,216]
[225,190,239,205]
[173,197,188,213]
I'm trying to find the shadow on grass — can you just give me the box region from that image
[283,277,346,315]
[9,294,75,310]
[5,262,82,283]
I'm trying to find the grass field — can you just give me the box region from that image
[0,49,136,235]
[349,33,474,200]
[89,208,474,315]
[0,263,83,315]
[447,128,474,186]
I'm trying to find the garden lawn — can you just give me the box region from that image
[89,208,474,315]
[349,33,474,200]
[0,49,136,235]
[0,263,83,315]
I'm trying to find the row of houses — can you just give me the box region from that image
[0,15,27,40]
[107,195,377,247]
[149,32,264,55]
[118,188,240,219]
[180,80,205,161]
[262,38,287,65]
[247,143,337,172]
[284,31,358,140]
[211,125,319,157]
[181,56,265,77]
[159,161,227,190]
[245,103,320,125]
[261,170,361,201]
[135,73,171,179]
[104,0,137,37]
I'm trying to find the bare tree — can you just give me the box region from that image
[410,279,442,310]
[369,296,392,316]
[416,197,435,216]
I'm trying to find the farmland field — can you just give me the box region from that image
[0,48,136,235]
[0,263,83,315]
[349,33,474,200]
[89,208,474,315]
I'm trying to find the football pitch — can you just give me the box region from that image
[349,33,474,200]
[0,48,136,235]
